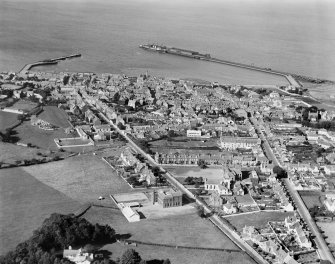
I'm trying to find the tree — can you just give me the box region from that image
[197,205,205,218]
[184,177,195,185]
[162,259,171,264]
[120,249,141,264]
[197,159,207,169]
[17,114,25,121]
[83,244,98,253]
[167,130,176,138]
[273,166,287,179]
[128,176,138,186]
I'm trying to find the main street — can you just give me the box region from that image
[81,97,268,264]
[284,178,335,263]
[250,116,335,263]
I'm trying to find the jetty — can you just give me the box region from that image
[18,53,81,75]
[140,44,331,87]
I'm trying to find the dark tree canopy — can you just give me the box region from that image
[120,249,142,264]
[273,166,287,179]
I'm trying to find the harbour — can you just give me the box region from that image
[18,53,81,75]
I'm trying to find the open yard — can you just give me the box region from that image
[299,191,323,209]
[0,111,19,131]
[22,155,132,203]
[225,211,294,231]
[0,167,80,255]
[38,106,70,128]
[13,120,73,150]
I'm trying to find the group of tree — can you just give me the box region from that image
[302,120,335,131]
[0,213,116,264]
[184,177,204,187]
[0,129,20,143]
[118,249,171,264]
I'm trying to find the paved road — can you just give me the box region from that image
[250,116,334,263]
[284,178,335,263]
[82,98,268,264]
[249,117,282,167]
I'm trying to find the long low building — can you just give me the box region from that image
[218,136,261,150]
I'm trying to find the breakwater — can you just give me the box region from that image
[140,44,332,86]
[18,53,81,74]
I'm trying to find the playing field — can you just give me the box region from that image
[38,106,70,128]
[22,155,132,203]
[0,167,80,255]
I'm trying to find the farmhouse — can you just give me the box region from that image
[63,246,94,264]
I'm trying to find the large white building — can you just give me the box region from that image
[186,129,201,138]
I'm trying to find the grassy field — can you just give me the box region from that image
[84,207,239,249]
[14,121,72,150]
[0,111,19,131]
[299,191,323,209]
[166,166,223,180]
[0,142,59,166]
[38,106,70,128]
[22,155,132,203]
[104,243,254,264]
[225,211,294,231]
[9,100,37,112]
[84,206,255,263]
[0,167,80,255]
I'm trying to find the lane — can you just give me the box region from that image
[250,116,335,263]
